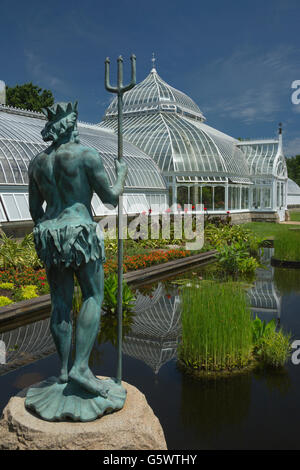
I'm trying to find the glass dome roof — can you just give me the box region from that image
[101,112,251,182]
[287,178,300,195]
[0,105,166,191]
[101,67,254,183]
[104,67,205,121]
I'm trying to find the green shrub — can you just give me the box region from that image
[0,231,42,269]
[14,285,38,301]
[0,282,15,290]
[215,242,260,276]
[205,224,263,253]
[72,274,136,319]
[179,282,253,371]
[0,296,13,307]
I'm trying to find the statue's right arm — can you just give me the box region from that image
[85,150,128,207]
[28,163,45,225]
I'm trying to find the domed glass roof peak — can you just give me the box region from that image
[104,66,205,121]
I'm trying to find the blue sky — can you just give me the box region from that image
[1,0,300,155]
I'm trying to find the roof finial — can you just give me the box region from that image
[151,52,157,73]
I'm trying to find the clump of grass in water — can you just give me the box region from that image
[274,230,300,262]
[179,282,253,371]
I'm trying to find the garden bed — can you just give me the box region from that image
[0,250,217,331]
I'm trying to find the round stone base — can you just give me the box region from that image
[0,377,167,450]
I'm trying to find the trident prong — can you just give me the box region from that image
[104,55,136,385]
[105,54,136,95]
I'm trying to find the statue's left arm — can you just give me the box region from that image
[28,165,45,226]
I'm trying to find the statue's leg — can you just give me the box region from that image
[46,264,74,383]
[69,259,109,397]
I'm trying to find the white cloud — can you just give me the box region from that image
[190,45,300,124]
[284,137,300,156]
[24,51,69,95]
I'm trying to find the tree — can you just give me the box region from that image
[286,155,300,187]
[5,82,54,112]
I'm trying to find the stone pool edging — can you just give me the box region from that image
[271,257,300,268]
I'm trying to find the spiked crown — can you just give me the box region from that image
[42,101,78,121]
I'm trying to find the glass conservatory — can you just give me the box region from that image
[0,63,289,226]
[0,104,167,223]
[100,64,288,219]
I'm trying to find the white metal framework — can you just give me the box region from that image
[100,65,288,217]
[0,64,289,223]
[0,104,167,221]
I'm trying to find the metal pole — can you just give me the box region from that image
[105,55,136,384]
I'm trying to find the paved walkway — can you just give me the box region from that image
[280,221,300,225]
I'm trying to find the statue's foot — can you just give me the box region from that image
[58,370,68,384]
[69,367,110,398]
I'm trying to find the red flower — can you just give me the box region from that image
[204,207,207,211]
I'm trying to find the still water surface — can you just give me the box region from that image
[0,248,300,450]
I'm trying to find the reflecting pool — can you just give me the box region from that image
[1,248,300,450]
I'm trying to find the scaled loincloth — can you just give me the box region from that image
[33,222,105,270]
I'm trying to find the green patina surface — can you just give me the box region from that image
[25,101,128,421]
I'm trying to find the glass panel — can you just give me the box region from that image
[202,186,213,210]
[241,187,249,209]
[252,187,262,209]
[262,188,271,209]
[0,201,7,221]
[14,194,31,219]
[168,186,173,207]
[1,194,21,221]
[277,182,280,207]
[177,186,188,208]
[228,186,238,210]
[214,186,225,210]
[190,185,201,207]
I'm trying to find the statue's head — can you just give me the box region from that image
[41,101,79,143]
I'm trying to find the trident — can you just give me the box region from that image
[105,54,136,384]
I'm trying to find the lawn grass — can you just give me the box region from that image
[290,211,300,222]
[273,230,300,261]
[243,222,293,239]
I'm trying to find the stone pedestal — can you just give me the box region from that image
[0,378,167,450]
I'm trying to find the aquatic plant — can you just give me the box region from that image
[179,282,253,371]
[72,274,136,319]
[257,330,291,368]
